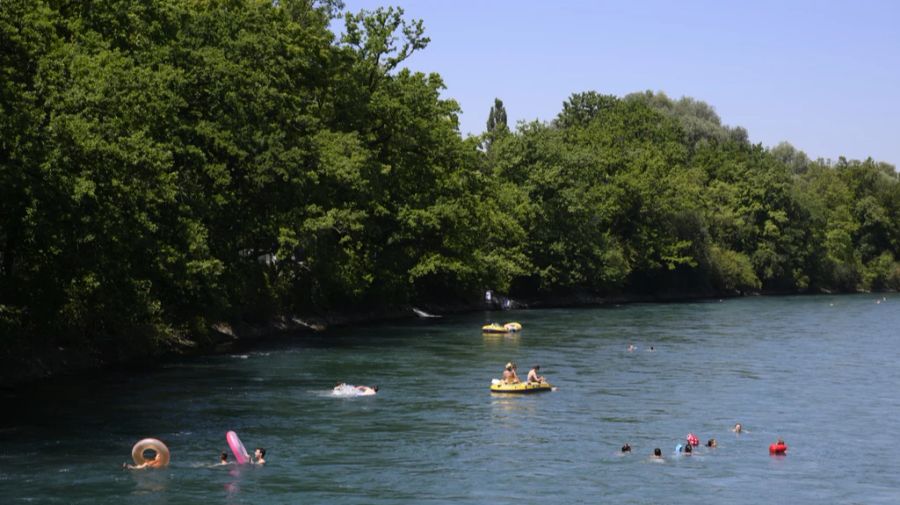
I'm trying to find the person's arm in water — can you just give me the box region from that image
[124,455,161,470]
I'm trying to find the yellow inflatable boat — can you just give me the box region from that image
[490,380,553,393]
[481,322,523,334]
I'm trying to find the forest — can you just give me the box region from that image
[2,0,898,382]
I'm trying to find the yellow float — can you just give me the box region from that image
[481,322,523,334]
[490,380,553,393]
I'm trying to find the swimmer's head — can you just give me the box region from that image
[707,439,717,448]
[621,443,631,453]
[505,362,513,370]
[255,448,266,458]
[220,452,228,461]
[533,365,540,370]
[654,448,662,457]
[684,444,692,453]
[372,385,379,392]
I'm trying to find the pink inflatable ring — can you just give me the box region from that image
[227,431,251,464]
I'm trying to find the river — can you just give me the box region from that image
[1,294,897,504]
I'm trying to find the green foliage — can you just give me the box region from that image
[2,0,898,378]
[707,246,761,292]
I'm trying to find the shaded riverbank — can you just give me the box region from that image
[3,285,862,389]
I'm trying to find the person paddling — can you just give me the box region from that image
[527,365,545,383]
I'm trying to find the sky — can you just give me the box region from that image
[338,0,900,166]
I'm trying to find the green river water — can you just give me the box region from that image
[2,294,898,504]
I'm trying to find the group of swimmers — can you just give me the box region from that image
[125,445,266,470]
[500,362,545,384]
[617,423,787,460]
[218,448,266,465]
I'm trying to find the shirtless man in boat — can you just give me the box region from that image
[502,362,520,384]
[527,365,545,383]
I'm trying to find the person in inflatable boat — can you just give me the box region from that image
[527,365,545,383]
[502,362,520,384]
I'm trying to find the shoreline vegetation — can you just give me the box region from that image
[2,1,899,387]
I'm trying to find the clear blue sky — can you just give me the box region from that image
[339,0,900,166]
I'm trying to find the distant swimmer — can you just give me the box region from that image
[683,444,692,455]
[706,438,717,448]
[502,362,520,384]
[648,346,655,352]
[219,452,229,465]
[527,365,545,383]
[732,423,748,433]
[651,448,663,459]
[254,448,266,465]
[621,443,631,453]
[332,383,377,396]
[627,344,636,352]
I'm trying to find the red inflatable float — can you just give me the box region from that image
[769,441,788,454]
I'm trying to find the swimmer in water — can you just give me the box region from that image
[502,362,520,384]
[627,344,636,352]
[648,346,655,352]
[219,452,229,465]
[527,365,544,383]
[355,385,379,394]
[683,444,692,455]
[254,448,266,465]
[652,448,663,459]
[706,438,717,448]
[732,423,748,433]
[621,443,631,453]
[124,452,164,470]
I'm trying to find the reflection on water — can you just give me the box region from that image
[482,333,520,347]
[129,469,170,495]
[1,294,899,504]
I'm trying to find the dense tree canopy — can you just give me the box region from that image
[1,1,898,380]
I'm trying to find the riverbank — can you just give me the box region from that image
[1,286,865,389]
